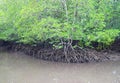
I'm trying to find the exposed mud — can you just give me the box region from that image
[0,40,120,63]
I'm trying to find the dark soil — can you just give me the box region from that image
[0,40,120,63]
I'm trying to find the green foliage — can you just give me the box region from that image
[87,29,120,47]
[0,0,120,49]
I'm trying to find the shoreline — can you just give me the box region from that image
[0,40,120,63]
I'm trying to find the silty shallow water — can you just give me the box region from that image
[0,50,120,83]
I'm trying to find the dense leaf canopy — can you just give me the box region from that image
[0,0,120,49]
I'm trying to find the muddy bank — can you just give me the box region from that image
[0,40,120,63]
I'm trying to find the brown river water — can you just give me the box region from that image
[0,50,120,83]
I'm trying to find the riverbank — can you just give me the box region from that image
[0,40,120,63]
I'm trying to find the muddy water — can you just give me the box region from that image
[0,51,120,83]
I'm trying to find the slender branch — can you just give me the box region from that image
[73,0,78,24]
[61,0,68,22]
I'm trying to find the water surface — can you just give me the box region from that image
[0,51,120,83]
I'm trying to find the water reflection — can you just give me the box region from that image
[0,51,120,83]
